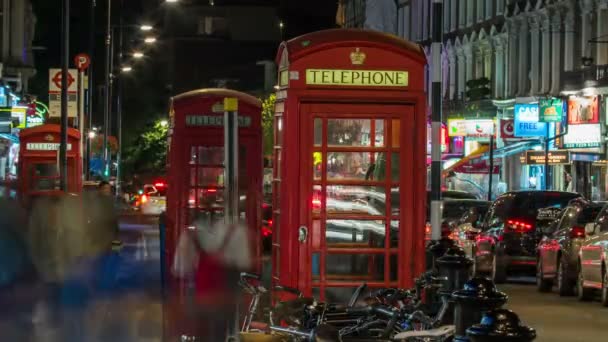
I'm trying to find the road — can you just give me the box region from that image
[501,279,608,342]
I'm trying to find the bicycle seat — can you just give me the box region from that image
[393,325,455,339]
[274,285,302,297]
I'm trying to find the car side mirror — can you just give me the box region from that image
[585,223,596,236]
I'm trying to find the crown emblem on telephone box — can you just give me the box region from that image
[350,48,366,65]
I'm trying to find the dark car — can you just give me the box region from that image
[424,198,490,241]
[474,191,581,283]
[536,199,604,295]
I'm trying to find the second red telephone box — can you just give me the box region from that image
[18,124,82,205]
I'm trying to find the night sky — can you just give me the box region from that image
[28,0,337,140]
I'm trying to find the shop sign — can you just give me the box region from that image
[539,98,564,123]
[0,86,7,108]
[563,124,602,148]
[305,69,409,87]
[26,115,44,128]
[447,119,494,138]
[500,119,515,139]
[11,106,27,129]
[514,104,547,137]
[525,150,570,165]
[568,96,599,124]
[426,124,448,154]
[26,143,72,151]
[185,115,252,127]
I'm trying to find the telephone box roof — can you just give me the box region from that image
[19,124,81,140]
[172,88,262,108]
[277,28,426,65]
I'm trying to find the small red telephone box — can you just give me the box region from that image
[272,29,427,301]
[18,124,82,204]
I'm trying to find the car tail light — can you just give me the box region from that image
[505,219,534,233]
[570,226,585,239]
[425,222,431,235]
[441,222,451,237]
[141,194,148,204]
[154,182,166,188]
[262,227,272,237]
[267,219,273,227]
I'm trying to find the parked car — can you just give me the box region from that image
[139,182,167,215]
[473,191,581,283]
[536,198,604,295]
[577,203,608,305]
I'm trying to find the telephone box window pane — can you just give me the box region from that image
[196,189,224,211]
[391,152,400,181]
[326,254,385,282]
[392,119,400,147]
[326,287,366,304]
[312,252,320,280]
[198,146,224,165]
[276,116,284,146]
[188,189,196,208]
[190,146,198,164]
[312,287,321,299]
[30,164,60,191]
[327,152,372,180]
[370,153,388,181]
[313,152,322,180]
[326,219,385,248]
[327,119,371,147]
[197,167,224,186]
[191,207,224,228]
[391,187,400,216]
[314,118,322,146]
[390,254,398,281]
[390,220,399,248]
[375,120,385,147]
[326,185,385,215]
[312,185,322,215]
[190,167,196,186]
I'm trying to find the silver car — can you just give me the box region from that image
[577,203,608,306]
[536,199,603,296]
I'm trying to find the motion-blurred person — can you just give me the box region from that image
[0,197,28,288]
[188,196,252,340]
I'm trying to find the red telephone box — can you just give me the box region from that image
[166,88,263,275]
[164,89,262,338]
[18,124,82,204]
[272,29,427,302]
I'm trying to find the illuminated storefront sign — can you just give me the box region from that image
[426,124,448,154]
[26,115,44,127]
[514,104,547,137]
[447,119,494,138]
[539,98,564,123]
[568,96,599,124]
[525,150,570,165]
[562,124,601,148]
[305,69,409,87]
[11,106,27,128]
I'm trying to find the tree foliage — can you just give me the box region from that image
[122,121,168,178]
[261,94,276,156]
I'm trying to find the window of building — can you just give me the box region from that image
[467,0,474,26]
[197,16,229,38]
[444,0,450,33]
[459,0,466,29]
[451,0,458,31]
[476,0,484,22]
[485,0,493,19]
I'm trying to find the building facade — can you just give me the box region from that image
[340,0,608,199]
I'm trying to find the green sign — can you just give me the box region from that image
[539,98,564,122]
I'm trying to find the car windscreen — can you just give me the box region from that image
[156,187,167,197]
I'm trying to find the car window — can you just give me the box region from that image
[599,207,608,232]
[577,206,603,226]
[482,196,512,230]
[557,207,577,231]
[509,192,580,220]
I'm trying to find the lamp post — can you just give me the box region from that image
[103,0,112,180]
[60,0,70,191]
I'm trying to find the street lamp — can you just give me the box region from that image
[165,0,178,3]
[133,51,144,59]
[140,24,153,31]
[160,119,169,127]
[88,131,97,139]
[144,37,157,44]
[121,66,132,72]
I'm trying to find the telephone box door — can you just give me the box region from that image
[298,103,415,302]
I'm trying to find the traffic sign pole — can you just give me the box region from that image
[60,0,70,192]
[75,53,90,181]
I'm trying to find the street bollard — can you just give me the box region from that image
[451,276,508,342]
[426,237,456,271]
[435,245,473,325]
[436,245,474,294]
[466,309,536,342]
